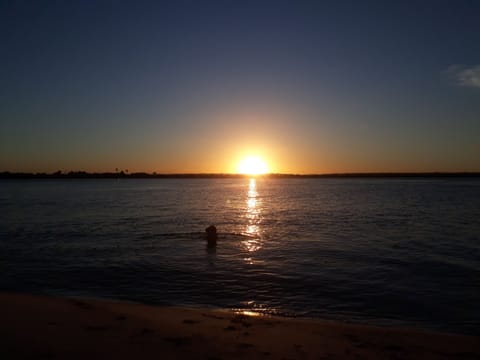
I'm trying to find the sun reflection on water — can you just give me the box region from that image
[233,310,263,317]
[242,178,262,255]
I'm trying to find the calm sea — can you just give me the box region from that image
[1,178,479,335]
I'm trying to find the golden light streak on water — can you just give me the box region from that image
[242,178,262,257]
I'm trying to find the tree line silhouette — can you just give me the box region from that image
[0,171,478,179]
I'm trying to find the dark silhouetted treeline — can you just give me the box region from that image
[0,171,479,179]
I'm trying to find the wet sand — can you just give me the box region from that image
[0,293,478,359]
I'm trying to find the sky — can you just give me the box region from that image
[1,0,479,174]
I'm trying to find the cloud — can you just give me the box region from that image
[447,64,480,88]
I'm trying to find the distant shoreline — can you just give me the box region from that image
[1,171,479,179]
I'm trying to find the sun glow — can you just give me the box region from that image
[237,156,269,175]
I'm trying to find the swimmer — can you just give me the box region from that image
[205,225,217,247]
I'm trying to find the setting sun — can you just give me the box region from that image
[237,156,269,175]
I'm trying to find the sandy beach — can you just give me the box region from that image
[0,293,478,359]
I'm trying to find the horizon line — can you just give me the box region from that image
[1,170,479,179]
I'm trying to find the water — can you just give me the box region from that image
[1,177,479,335]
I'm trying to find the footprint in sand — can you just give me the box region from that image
[343,333,359,342]
[383,344,405,352]
[202,313,225,320]
[141,328,155,335]
[69,299,94,310]
[231,315,253,328]
[85,325,109,331]
[164,336,192,347]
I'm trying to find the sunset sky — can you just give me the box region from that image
[1,0,479,174]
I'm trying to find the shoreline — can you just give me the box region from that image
[1,171,480,179]
[1,293,478,359]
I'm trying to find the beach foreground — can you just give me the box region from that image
[0,293,478,359]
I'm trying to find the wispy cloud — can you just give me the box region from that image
[447,64,480,88]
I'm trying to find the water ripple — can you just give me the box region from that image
[1,178,479,335]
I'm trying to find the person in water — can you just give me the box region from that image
[205,225,217,247]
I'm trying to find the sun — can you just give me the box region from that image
[237,156,269,175]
